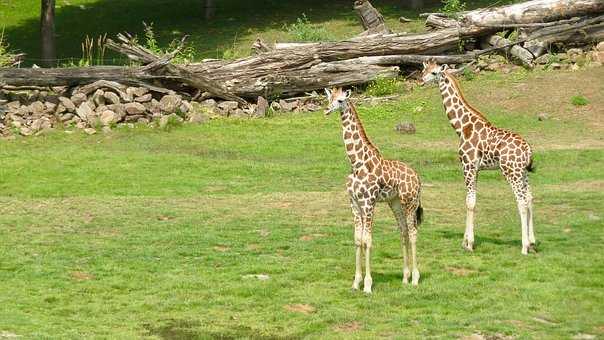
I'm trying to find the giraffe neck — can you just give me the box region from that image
[438,72,490,137]
[340,101,380,168]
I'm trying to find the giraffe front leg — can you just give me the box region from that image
[462,168,478,251]
[351,200,363,290]
[406,210,420,286]
[526,184,537,252]
[362,213,374,294]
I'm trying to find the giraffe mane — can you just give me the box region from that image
[347,100,381,155]
[445,70,490,122]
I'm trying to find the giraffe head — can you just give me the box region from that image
[324,87,351,116]
[421,60,449,85]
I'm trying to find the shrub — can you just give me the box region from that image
[441,0,466,18]
[285,14,332,42]
[0,29,18,67]
[571,95,589,106]
[365,77,405,97]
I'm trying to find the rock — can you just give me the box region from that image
[31,117,52,132]
[60,113,74,122]
[76,102,95,121]
[95,105,108,114]
[92,89,105,106]
[217,100,239,112]
[84,128,97,135]
[6,101,21,110]
[395,122,416,134]
[278,99,290,111]
[29,101,46,115]
[103,91,121,105]
[70,93,87,107]
[592,51,604,63]
[305,102,321,112]
[399,16,412,23]
[231,108,246,117]
[100,110,118,126]
[187,112,209,124]
[567,48,583,62]
[19,127,33,136]
[134,93,153,103]
[17,105,30,116]
[55,104,67,115]
[127,87,149,97]
[106,104,126,118]
[570,63,580,71]
[254,96,269,117]
[270,101,282,112]
[549,62,563,70]
[159,94,183,113]
[44,101,57,114]
[201,99,217,108]
[137,117,150,124]
[179,100,192,114]
[76,121,87,129]
[124,102,147,115]
[148,99,162,115]
[159,115,170,129]
[124,115,144,123]
[537,112,549,121]
[58,96,76,112]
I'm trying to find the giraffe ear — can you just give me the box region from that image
[441,64,450,71]
[344,89,352,99]
[324,88,332,99]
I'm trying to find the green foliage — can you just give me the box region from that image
[462,67,476,81]
[285,13,333,42]
[441,0,466,18]
[571,95,589,106]
[143,22,196,64]
[365,77,405,97]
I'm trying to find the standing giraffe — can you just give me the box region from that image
[421,61,536,255]
[325,87,423,292]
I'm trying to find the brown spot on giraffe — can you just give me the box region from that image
[324,87,424,292]
[421,60,536,255]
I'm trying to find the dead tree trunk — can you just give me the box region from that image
[354,0,391,36]
[40,0,56,67]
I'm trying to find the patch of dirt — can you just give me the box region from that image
[572,334,596,340]
[258,229,270,237]
[70,271,94,281]
[0,331,19,339]
[213,245,230,252]
[446,266,478,277]
[143,319,201,340]
[299,233,327,241]
[533,316,558,325]
[246,243,261,251]
[461,332,514,340]
[284,304,316,315]
[333,321,361,333]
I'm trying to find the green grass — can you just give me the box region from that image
[571,95,589,106]
[1,67,603,338]
[1,0,519,65]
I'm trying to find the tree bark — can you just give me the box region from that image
[40,0,56,67]
[482,35,535,67]
[354,0,391,36]
[461,0,604,27]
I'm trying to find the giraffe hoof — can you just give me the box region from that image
[363,288,372,294]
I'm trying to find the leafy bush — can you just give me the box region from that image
[441,0,466,18]
[285,14,332,42]
[571,95,589,106]
[143,22,196,64]
[365,77,405,97]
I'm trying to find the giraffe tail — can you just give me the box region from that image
[527,158,536,173]
[416,202,424,226]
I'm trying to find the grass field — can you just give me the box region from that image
[1,67,603,338]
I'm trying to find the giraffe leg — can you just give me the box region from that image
[406,210,420,286]
[389,200,410,285]
[362,211,374,294]
[503,166,530,255]
[462,167,478,251]
[350,199,363,290]
[525,179,537,251]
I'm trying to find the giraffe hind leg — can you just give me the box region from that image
[389,199,410,285]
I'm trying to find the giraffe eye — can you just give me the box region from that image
[432,71,437,75]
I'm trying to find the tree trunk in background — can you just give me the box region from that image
[40,0,56,67]
[203,0,215,20]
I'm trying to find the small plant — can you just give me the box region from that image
[80,34,108,66]
[143,22,196,64]
[462,67,475,81]
[285,14,332,42]
[571,95,589,106]
[365,77,405,97]
[441,0,466,18]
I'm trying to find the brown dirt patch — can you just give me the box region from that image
[213,245,230,252]
[333,321,362,333]
[299,233,327,241]
[446,266,478,277]
[284,304,316,315]
[70,271,95,281]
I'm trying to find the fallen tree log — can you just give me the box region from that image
[482,35,535,67]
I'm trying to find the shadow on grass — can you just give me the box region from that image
[437,229,518,247]
[3,0,461,66]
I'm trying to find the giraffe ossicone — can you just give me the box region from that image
[325,87,424,292]
[421,60,536,255]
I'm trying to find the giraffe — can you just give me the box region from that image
[420,60,536,255]
[324,87,423,293]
